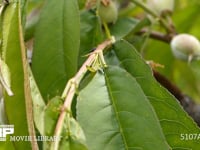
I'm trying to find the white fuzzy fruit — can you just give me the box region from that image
[170,34,200,61]
[147,0,174,15]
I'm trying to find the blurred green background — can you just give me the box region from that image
[144,0,200,103]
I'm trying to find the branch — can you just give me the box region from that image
[136,29,173,43]
[52,37,115,150]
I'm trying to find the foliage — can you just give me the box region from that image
[0,0,200,149]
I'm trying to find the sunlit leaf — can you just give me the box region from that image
[77,70,170,150]
[113,40,200,149]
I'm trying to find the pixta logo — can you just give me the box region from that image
[0,125,14,141]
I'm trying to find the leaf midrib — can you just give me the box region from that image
[104,71,129,150]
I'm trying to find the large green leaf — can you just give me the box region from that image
[77,69,170,150]
[32,0,80,101]
[112,40,200,149]
[1,1,32,149]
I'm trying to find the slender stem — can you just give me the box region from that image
[159,18,175,34]
[52,38,115,150]
[140,24,153,53]
[131,0,158,18]
[103,21,112,39]
[19,1,38,149]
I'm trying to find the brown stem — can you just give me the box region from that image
[19,3,39,150]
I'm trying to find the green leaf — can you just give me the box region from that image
[78,0,87,9]
[57,114,88,150]
[172,61,200,103]
[25,7,40,41]
[110,17,138,40]
[43,96,62,149]
[112,40,200,149]
[0,58,13,96]
[1,1,32,149]
[173,4,200,36]
[0,99,14,150]
[79,10,103,67]
[29,67,46,135]
[110,17,150,41]
[144,39,174,77]
[44,96,88,150]
[0,136,15,150]
[77,70,170,150]
[32,0,80,101]
[44,96,63,136]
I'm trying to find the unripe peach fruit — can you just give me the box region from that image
[98,0,118,24]
[170,34,200,61]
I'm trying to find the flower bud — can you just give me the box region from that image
[170,34,200,61]
[98,0,118,24]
